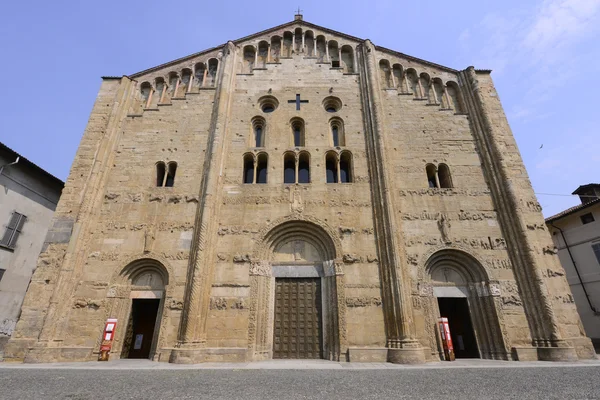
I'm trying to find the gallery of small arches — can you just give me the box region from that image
[240,28,356,73]
[138,58,220,108]
[378,60,464,112]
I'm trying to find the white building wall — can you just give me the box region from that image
[548,204,600,348]
[0,150,62,352]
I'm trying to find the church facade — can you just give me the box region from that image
[4,15,595,364]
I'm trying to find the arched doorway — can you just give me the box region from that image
[425,249,508,360]
[248,218,346,361]
[111,259,169,360]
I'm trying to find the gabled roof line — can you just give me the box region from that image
[128,19,458,79]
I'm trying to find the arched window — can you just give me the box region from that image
[426,164,438,188]
[270,36,281,62]
[420,73,431,102]
[194,63,206,89]
[156,162,166,187]
[341,45,354,73]
[256,153,268,184]
[291,119,305,147]
[283,153,296,184]
[325,152,338,183]
[438,163,453,188]
[298,152,310,183]
[316,35,326,62]
[328,40,340,68]
[207,58,219,87]
[392,64,403,91]
[305,31,315,57]
[433,78,445,106]
[446,82,463,112]
[330,118,345,147]
[283,32,293,58]
[154,78,166,106]
[340,152,353,183]
[168,72,179,100]
[294,28,303,53]
[165,162,177,187]
[325,151,353,184]
[251,117,266,147]
[180,69,192,96]
[257,41,268,68]
[243,154,255,184]
[406,69,419,97]
[140,82,152,110]
[243,46,255,74]
[379,60,392,88]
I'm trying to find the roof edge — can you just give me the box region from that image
[0,142,64,187]
[545,198,600,223]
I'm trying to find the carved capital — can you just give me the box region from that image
[250,260,271,276]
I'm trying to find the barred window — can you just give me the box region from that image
[1,212,26,249]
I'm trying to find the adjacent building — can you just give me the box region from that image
[546,184,600,352]
[4,14,596,364]
[0,143,63,355]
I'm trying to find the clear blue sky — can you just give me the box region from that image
[0,0,598,217]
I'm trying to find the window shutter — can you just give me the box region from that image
[592,243,600,265]
[1,212,26,248]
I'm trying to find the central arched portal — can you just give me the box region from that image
[248,219,345,361]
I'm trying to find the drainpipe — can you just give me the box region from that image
[550,221,598,313]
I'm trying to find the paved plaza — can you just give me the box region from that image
[1,359,599,399]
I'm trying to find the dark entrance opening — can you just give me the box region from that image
[437,297,479,358]
[273,278,322,359]
[126,299,160,359]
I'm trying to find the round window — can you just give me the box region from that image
[258,95,279,113]
[322,96,342,113]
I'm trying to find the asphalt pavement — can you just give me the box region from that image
[1,360,599,399]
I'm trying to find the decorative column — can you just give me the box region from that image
[202,69,208,88]
[417,77,425,99]
[145,88,154,108]
[325,41,330,63]
[173,78,180,98]
[442,87,450,108]
[187,72,194,93]
[170,42,238,364]
[357,40,425,364]
[159,84,167,103]
[430,81,437,104]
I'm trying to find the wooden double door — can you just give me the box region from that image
[273,278,323,359]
